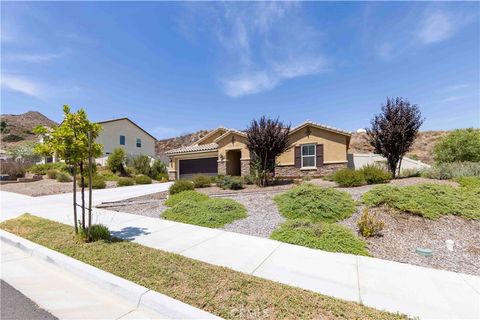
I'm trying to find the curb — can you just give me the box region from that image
[0,230,222,320]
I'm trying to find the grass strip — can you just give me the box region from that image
[0,214,405,320]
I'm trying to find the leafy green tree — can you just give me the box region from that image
[35,105,102,236]
[6,141,41,163]
[367,97,423,178]
[107,148,127,175]
[434,128,480,163]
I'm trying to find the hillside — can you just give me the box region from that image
[349,131,448,164]
[0,111,58,150]
[155,130,210,162]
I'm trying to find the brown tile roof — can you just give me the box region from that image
[165,143,218,155]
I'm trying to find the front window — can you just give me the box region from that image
[301,144,316,168]
[120,135,125,145]
[136,138,141,148]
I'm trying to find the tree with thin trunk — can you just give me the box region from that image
[35,105,102,238]
[367,97,423,178]
[246,116,290,187]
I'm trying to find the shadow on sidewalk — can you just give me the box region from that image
[111,227,151,241]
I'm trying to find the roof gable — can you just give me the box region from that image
[97,118,157,141]
[289,121,352,137]
[213,129,247,143]
[191,127,228,146]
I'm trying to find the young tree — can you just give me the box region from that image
[246,116,290,186]
[433,128,480,163]
[35,105,102,236]
[367,97,423,178]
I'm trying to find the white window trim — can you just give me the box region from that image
[301,143,316,169]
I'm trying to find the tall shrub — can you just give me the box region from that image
[107,148,127,175]
[433,128,480,163]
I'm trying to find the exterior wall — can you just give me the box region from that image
[96,119,156,158]
[197,129,227,145]
[277,126,348,165]
[240,159,250,176]
[218,160,227,175]
[168,151,218,180]
[217,132,250,160]
[275,163,347,178]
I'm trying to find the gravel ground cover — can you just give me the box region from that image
[1,178,117,196]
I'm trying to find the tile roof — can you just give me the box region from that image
[213,128,247,142]
[165,143,218,155]
[290,121,352,136]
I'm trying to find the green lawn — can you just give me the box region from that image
[163,191,247,228]
[362,183,480,220]
[273,184,356,222]
[271,219,370,256]
[0,214,405,320]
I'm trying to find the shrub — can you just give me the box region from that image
[357,208,384,238]
[47,169,59,179]
[107,148,126,174]
[270,219,370,256]
[162,198,247,228]
[78,175,107,189]
[79,224,111,242]
[135,174,152,184]
[125,166,135,176]
[242,174,255,185]
[331,168,365,187]
[216,175,243,190]
[273,184,356,222]
[0,160,27,180]
[362,183,480,220]
[164,190,209,207]
[454,177,480,189]
[434,128,480,163]
[1,134,24,142]
[359,164,391,184]
[117,177,134,186]
[56,172,72,183]
[421,162,480,180]
[169,179,194,195]
[399,168,422,178]
[155,173,169,182]
[192,175,213,188]
[150,160,167,179]
[28,163,68,175]
[132,155,151,176]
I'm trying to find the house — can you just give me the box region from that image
[165,121,352,180]
[95,118,156,164]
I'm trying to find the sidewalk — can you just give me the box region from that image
[1,189,480,319]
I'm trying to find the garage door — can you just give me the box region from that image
[179,158,218,179]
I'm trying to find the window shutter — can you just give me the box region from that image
[316,144,324,167]
[294,146,301,168]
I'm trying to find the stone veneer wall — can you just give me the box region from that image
[240,160,251,176]
[275,163,347,178]
[217,160,227,175]
[168,171,177,181]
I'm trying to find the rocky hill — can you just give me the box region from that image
[155,130,210,162]
[0,111,58,150]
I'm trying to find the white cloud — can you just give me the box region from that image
[11,52,65,63]
[181,2,327,97]
[417,10,456,44]
[1,75,42,99]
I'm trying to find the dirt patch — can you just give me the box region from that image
[1,178,117,196]
[340,205,480,275]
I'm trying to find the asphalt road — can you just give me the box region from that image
[0,280,57,320]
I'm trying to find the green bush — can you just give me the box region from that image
[273,184,356,222]
[421,162,480,180]
[399,168,422,178]
[46,169,59,179]
[79,224,111,242]
[357,208,384,238]
[28,163,68,175]
[164,190,209,207]
[1,134,24,142]
[132,155,151,176]
[362,183,480,220]
[169,179,194,195]
[107,148,126,174]
[216,175,243,190]
[270,219,370,256]
[135,174,152,184]
[78,175,107,189]
[434,128,480,163]
[56,172,72,183]
[192,175,213,188]
[359,165,391,184]
[331,168,365,187]
[155,173,169,182]
[454,177,480,189]
[163,198,247,228]
[150,160,167,179]
[117,177,135,186]
[242,174,255,185]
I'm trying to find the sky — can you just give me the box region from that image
[1,1,479,139]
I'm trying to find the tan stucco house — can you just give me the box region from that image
[95,118,156,164]
[165,121,352,180]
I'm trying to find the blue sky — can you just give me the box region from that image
[1,1,479,139]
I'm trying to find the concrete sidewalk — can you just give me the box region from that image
[1,189,479,319]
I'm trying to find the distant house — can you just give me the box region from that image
[95,118,156,165]
[165,121,352,180]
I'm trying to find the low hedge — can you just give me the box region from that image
[117,177,135,186]
[331,169,366,187]
[77,175,107,189]
[164,190,209,207]
[135,175,152,184]
[169,180,194,195]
